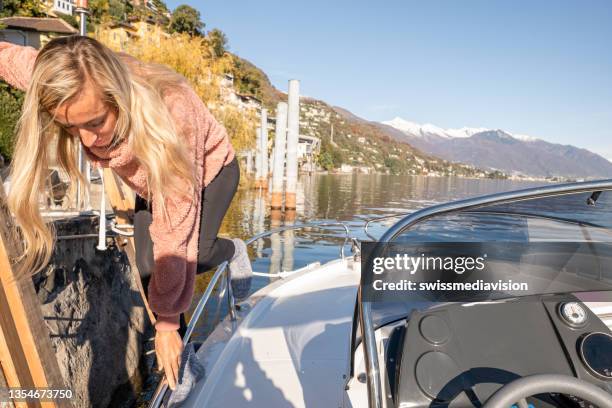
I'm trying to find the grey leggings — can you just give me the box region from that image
[134,157,240,335]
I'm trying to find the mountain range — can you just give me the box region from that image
[232,53,610,179]
[380,118,612,178]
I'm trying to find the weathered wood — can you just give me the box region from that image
[0,342,17,408]
[0,304,23,408]
[102,168,156,325]
[0,181,72,408]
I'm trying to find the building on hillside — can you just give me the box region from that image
[234,93,262,111]
[49,0,75,15]
[129,0,158,13]
[39,0,75,16]
[297,135,320,160]
[220,72,234,88]
[97,16,169,51]
[218,72,263,112]
[339,164,354,173]
[127,15,169,45]
[104,21,139,51]
[0,17,77,48]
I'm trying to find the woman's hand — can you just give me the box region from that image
[155,329,184,390]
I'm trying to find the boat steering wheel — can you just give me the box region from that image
[483,374,612,408]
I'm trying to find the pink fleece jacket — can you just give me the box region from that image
[0,41,236,331]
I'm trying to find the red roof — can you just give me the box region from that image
[0,17,77,34]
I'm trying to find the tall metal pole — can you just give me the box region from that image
[254,127,262,188]
[271,102,287,209]
[260,108,269,189]
[285,79,300,210]
[75,0,92,211]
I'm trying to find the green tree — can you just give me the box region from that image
[331,148,344,168]
[169,5,204,36]
[108,0,130,22]
[57,13,79,29]
[150,0,169,19]
[230,57,263,97]
[88,0,107,22]
[317,140,343,170]
[207,28,227,58]
[0,0,45,17]
[0,82,24,161]
[128,4,152,22]
[317,151,334,171]
[384,156,402,175]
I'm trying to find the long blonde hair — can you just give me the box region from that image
[7,35,198,281]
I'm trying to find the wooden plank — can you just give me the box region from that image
[0,183,72,408]
[102,169,156,325]
[0,309,23,408]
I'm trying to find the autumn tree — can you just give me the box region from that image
[0,0,45,17]
[207,28,228,58]
[169,5,204,36]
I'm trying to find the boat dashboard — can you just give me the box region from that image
[381,294,612,408]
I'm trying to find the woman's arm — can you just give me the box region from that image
[0,42,38,91]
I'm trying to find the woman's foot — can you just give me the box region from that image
[229,238,253,300]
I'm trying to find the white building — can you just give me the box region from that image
[297,135,320,160]
[51,0,75,15]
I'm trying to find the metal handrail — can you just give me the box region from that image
[244,221,352,258]
[358,179,612,408]
[364,213,408,240]
[148,220,354,408]
[147,260,229,408]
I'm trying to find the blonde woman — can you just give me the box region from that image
[0,35,253,391]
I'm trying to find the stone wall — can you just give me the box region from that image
[33,215,154,408]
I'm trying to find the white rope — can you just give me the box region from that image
[252,271,296,278]
[96,167,107,250]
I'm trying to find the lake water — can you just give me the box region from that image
[188,174,550,340]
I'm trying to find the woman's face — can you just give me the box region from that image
[52,79,118,148]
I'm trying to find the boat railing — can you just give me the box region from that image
[364,213,408,240]
[358,179,612,408]
[148,221,356,408]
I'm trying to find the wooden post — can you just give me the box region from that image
[101,169,156,326]
[0,182,72,408]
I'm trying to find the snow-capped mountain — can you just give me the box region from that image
[381,117,612,178]
[384,117,543,142]
[384,117,490,140]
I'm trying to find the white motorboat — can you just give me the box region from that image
[149,179,612,408]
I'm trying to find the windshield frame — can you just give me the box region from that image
[355,178,612,408]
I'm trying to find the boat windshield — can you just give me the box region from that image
[370,189,612,327]
[394,190,612,243]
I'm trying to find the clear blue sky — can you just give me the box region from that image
[167,0,612,159]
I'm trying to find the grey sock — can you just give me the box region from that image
[229,238,253,300]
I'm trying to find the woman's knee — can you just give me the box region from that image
[197,244,217,272]
[197,238,234,273]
